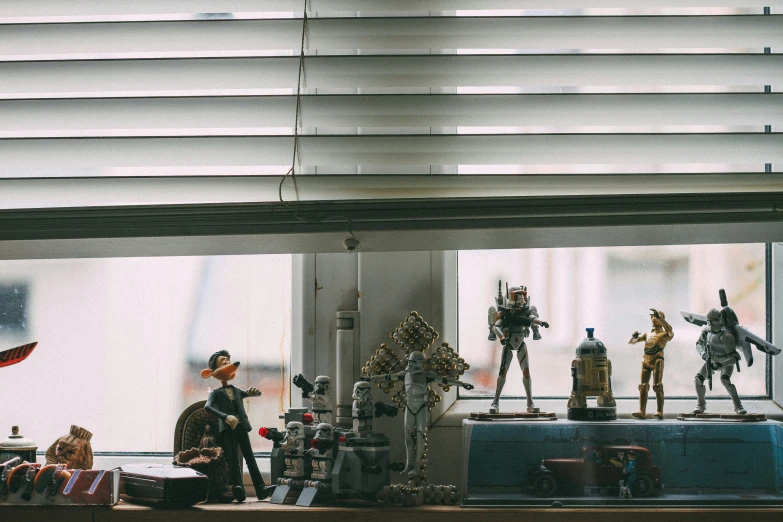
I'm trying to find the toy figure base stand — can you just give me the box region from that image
[678,413,767,422]
[567,407,617,421]
[470,412,557,421]
[270,480,304,504]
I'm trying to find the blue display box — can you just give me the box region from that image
[461,419,783,507]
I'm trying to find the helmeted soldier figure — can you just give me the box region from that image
[487,283,549,414]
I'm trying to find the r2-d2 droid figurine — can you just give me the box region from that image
[567,328,617,420]
[487,282,549,414]
[682,289,780,415]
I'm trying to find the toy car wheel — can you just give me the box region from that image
[632,474,654,498]
[532,473,558,497]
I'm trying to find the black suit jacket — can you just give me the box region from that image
[205,385,253,433]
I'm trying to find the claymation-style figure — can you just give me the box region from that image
[368,351,473,476]
[279,421,305,481]
[487,282,549,414]
[628,309,674,419]
[294,374,333,425]
[682,289,780,415]
[352,381,374,435]
[202,350,275,501]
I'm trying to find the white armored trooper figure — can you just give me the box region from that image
[368,351,473,477]
[693,308,745,414]
[280,421,305,481]
[682,288,781,415]
[488,283,549,414]
[304,423,335,482]
[352,381,374,436]
[309,376,333,425]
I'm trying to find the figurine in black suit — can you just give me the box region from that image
[202,350,276,502]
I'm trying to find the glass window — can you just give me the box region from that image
[0,255,291,454]
[458,244,767,399]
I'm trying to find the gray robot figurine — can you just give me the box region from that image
[487,282,549,414]
[681,289,780,415]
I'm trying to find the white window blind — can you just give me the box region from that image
[0,1,781,256]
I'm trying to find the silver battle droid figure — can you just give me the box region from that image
[487,282,549,414]
[682,289,780,415]
[628,309,674,419]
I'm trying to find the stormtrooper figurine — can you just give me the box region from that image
[682,289,780,415]
[368,351,473,477]
[352,381,375,436]
[304,423,335,483]
[487,283,549,414]
[308,376,333,425]
[279,421,305,481]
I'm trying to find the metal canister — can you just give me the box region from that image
[0,426,37,463]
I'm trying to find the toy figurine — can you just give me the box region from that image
[198,425,217,450]
[622,450,637,498]
[363,312,468,505]
[366,350,473,478]
[567,328,617,420]
[304,423,335,483]
[279,421,305,481]
[352,381,375,436]
[0,342,37,368]
[45,425,93,470]
[487,282,549,414]
[201,350,275,502]
[294,374,333,424]
[681,289,781,415]
[628,309,674,419]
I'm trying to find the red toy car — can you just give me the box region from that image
[529,445,662,498]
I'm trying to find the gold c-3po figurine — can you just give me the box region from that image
[628,309,673,420]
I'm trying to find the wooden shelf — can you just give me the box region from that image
[2,502,783,522]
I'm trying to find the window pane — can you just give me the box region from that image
[458,244,767,398]
[0,255,291,453]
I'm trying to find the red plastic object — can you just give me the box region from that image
[258,427,269,437]
[338,436,347,442]
[303,413,314,423]
[0,342,38,368]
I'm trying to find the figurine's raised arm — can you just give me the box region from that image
[427,373,474,390]
[363,371,404,384]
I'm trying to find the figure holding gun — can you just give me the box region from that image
[294,373,333,424]
[682,288,781,415]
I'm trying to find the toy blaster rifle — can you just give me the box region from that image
[374,401,399,418]
[705,343,713,390]
[293,373,315,399]
[488,280,504,341]
[258,427,286,445]
[309,438,334,452]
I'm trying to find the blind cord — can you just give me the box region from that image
[279,0,309,202]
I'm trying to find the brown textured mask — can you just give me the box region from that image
[45,425,93,470]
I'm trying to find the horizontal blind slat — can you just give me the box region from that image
[1,56,780,98]
[2,174,782,209]
[0,94,781,135]
[2,17,782,60]
[0,135,779,172]
[2,1,783,21]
